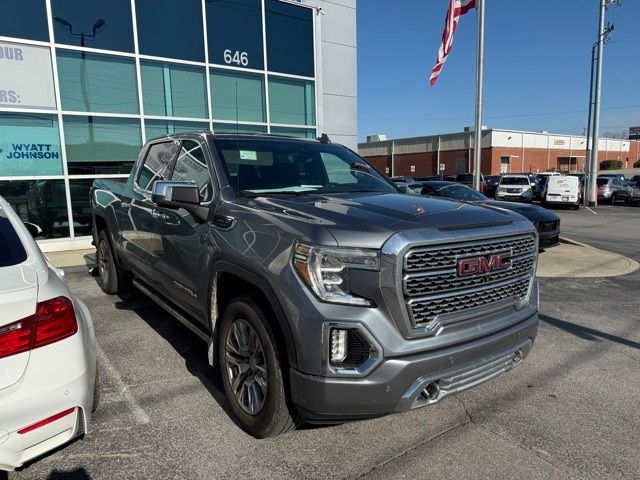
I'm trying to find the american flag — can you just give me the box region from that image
[429,0,476,86]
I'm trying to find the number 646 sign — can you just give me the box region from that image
[223,49,249,67]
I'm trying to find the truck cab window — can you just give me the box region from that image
[137,141,179,191]
[171,140,213,203]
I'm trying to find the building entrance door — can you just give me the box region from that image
[500,156,510,173]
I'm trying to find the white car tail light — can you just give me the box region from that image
[0,296,77,359]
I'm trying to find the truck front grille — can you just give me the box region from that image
[405,236,535,272]
[403,234,536,331]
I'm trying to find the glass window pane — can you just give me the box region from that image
[0,113,63,176]
[268,77,315,126]
[211,70,265,123]
[213,123,266,134]
[0,214,28,267]
[136,141,180,191]
[0,0,49,41]
[171,140,213,202]
[51,0,134,52]
[135,0,204,62]
[206,0,263,70]
[57,50,139,114]
[265,0,314,77]
[63,115,141,175]
[141,61,207,118]
[145,120,209,141]
[69,178,103,236]
[0,180,70,239]
[0,41,57,110]
[270,126,316,139]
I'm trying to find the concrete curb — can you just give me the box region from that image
[559,236,590,248]
[538,241,639,278]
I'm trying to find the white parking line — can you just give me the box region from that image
[586,207,598,215]
[96,344,151,425]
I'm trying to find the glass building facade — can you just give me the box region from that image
[0,0,319,245]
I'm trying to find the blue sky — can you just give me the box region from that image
[357,0,640,142]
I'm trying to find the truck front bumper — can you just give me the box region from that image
[290,312,538,422]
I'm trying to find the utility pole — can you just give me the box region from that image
[472,0,485,191]
[587,0,617,206]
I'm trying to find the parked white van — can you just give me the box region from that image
[543,175,580,209]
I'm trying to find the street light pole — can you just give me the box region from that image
[587,1,616,206]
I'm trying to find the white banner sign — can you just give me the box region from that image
[0,41,56,110]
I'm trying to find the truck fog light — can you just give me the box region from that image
[330,329,348,363]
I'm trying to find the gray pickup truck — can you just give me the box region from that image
[91,133,539,438]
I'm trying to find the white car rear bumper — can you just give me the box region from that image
[0,297,96,471]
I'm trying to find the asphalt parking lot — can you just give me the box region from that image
[8,207,640,480]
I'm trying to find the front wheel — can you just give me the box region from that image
[218,297,297,438]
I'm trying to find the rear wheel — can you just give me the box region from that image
[96,230,128,294]
[218,296,297,438]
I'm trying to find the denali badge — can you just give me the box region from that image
[457,251,512,277]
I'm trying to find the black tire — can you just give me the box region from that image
[218,296,297,438]
[96,230,127,294]
[610,194,617,205]
[92,365,100,413]
[572,202,580,210]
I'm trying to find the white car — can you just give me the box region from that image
[496,174,534,202]
[543,175,581,209]
[0,196,97,472]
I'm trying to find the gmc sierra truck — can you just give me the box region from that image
[91,133,539,438]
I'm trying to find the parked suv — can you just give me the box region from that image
[453,173,488,193]
[496,174,534,202]
[91,133,539,438]
[597,176,630,204]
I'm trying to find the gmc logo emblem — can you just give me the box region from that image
[457,251,512,277]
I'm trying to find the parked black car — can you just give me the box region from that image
[485,175,501,198]
[416,181,560,250]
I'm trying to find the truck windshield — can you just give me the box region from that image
[214,139,397,196]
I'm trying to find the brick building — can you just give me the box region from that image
[358,128,640,177]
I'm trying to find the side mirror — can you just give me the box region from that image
[23,222,43,238]
[151,181,210,222]
[152,181,200,209]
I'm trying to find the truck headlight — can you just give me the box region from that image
[293,242,379,306]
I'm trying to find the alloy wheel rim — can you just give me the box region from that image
[98,241,109,283]
[225,318,267,416]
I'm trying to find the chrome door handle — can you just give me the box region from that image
[151,209,170,221]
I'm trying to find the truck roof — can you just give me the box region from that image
[151,131,328,144]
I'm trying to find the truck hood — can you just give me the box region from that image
[252,192,519,248]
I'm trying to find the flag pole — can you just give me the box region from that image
[473,0,485,191]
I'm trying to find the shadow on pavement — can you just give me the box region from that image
[541,314,640,350]
[48,468,92,480]
[110,289,241,430]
